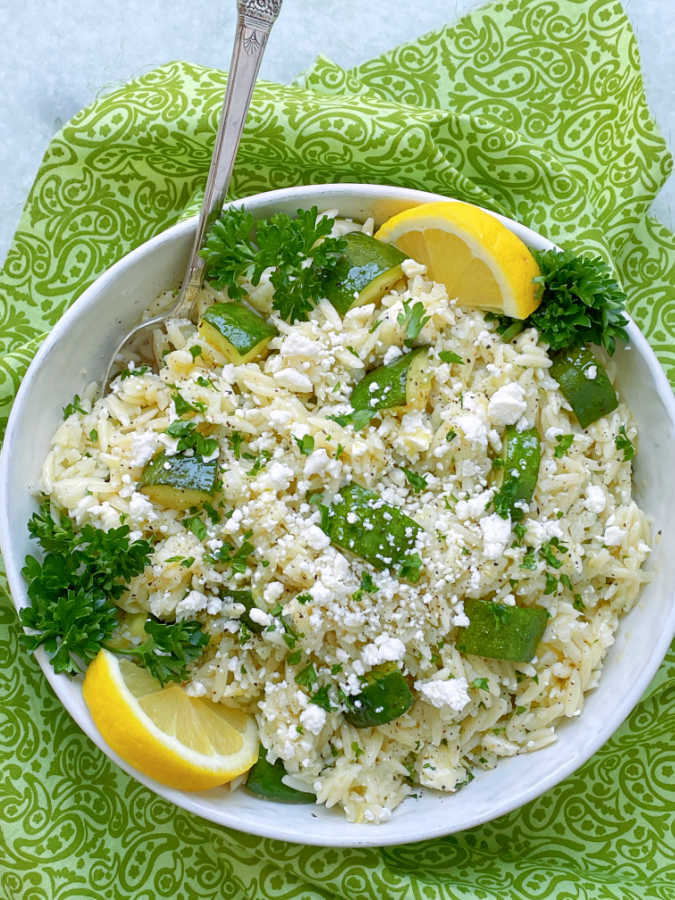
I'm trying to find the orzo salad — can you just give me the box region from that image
[21,202,650,824]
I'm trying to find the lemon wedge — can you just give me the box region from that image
[375,201,541,319]
[82,649,258,790]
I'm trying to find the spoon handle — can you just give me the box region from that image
[176,0,283,313]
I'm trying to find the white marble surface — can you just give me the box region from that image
[1,0,673,263]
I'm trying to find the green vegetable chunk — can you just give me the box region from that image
[246,746,315,803]
[550,347,618,429]
[323,232,406,316]
[221,589,264,634]
[493,426,541,520]
[458,598,549,662]
[345,662,415,728]
[350,348,430,413]
[140,451,219,510]
[199,301,277,364]
[320,483,422,579]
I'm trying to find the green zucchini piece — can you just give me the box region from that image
[458,598,549,662]
[350,348,430,412]
[493,426,541,520]
[221,589,264,634]
[550,347,618,429]
[345,662,415,728]
[199,301,277,364]
[324,232,406,317]
[140,451,218,510]
[245,746,316,804]
[320,483,422,579]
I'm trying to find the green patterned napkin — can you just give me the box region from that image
[1,0,673,896]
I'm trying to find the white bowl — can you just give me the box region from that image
[2,184,674,848]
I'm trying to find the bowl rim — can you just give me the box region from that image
[2,182,675,847]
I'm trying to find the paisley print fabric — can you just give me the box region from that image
[0,0,673,896]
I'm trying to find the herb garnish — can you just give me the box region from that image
[165,420,218,458]
[491,250,629,353]
[397,300,430,346]
[62,394,86,419]
[200,206,346,323]
[439,350,463,364]
[401,467,428,493]
[20,502,207,683]
[293,434,315,455]
[615,426,635,461]
[553,434,574,458]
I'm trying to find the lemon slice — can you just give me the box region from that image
[82,649,258,790]
[375,201,541,319]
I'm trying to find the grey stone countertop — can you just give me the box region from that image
[1,0,673,264]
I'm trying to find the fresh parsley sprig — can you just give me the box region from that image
[19,501,208,684]
[492,249,629,354]
[200,206,346,323]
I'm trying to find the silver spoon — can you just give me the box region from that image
[102,0,283,392]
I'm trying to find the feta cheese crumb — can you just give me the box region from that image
[585,484,607,514]
[487,383,527,426]
[585,365,597,380]
[415,677,470,712]
[401,258,427,277]
[479,513,512,559]
[383,345,403,365]
[362,634,406,667]
[306,525,330,551]
[249,608,272,627]
[299,704,327,735]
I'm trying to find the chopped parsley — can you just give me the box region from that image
[472,677,490,691]
[293,434,315,455]
[119,364,149,380]
[172,392,207,416]
[165,420,218,458]
[615,426,635,461]
[439,350,463,364]
[183,514,207,541]
[553,434,574,458]
[539,537,568,569]
[247,450,272,476]
[401,467,428,493]
[397,299,430,346]
[188,345,202,359]
[88,429,98,442]
[446,429,457,443]
[62,394,86,419]
[295,663,318,690]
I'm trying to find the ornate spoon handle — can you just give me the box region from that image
[101,1,283,392]
[176,0,283,312]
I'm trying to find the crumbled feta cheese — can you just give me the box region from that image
[415,677,470,711]
[479,513,512,559]
[362,634,406,667]
[401,258,427,277]
[263,582,285,604]
[455,489,493,521]
[176,590,208,618]
[130,431,159,467]
[382,345,403,365]
[249,608,272,627]
[585,484,606,514]
[127,491,157,523]
[261,461,294,491]
[299,704,327,735]
[487,383,527,426]
[456,412,488,448]
[306,525,330,551]
[585,365,597,380]
[304,448,330,477]
[273,368,313,392]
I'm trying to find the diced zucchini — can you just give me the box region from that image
[550,347,618,429]
[320,482,422,579]
[246,746,315,803]
[457,598,549,662]
[140,451,219,509]
[344,662,414,728]
[493,426,541,519]
[350,348,430,413]
[222,589,264,634]
[199,301,277,364]
[324,232,407,316]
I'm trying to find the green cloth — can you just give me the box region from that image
[1,0,673,896]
